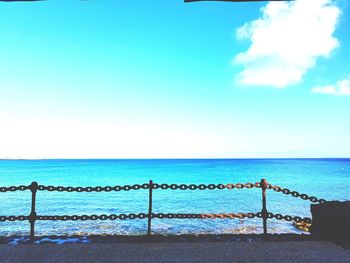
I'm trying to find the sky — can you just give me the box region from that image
[0,0,349,159]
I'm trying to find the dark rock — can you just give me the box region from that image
[311,201,350,243]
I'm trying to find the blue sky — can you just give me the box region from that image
[0,0,349,158]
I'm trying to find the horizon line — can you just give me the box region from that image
[1,157,350,161]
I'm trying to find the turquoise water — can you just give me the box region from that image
[0,159,349,236]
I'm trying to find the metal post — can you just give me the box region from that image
[147,180,153,236]
[29,181,38,242]
[260,179,268,235]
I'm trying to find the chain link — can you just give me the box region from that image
[0,185,29,192]
[37,213,148,221]
[1,212,260,222]
[260,212,312,224]
[37,184,149,192]
[198,212,257,219]
[152,213,254,219]
[152,182,261,190]
[0,215,29,222]
[31,212,260,221]
[267,184,326,204]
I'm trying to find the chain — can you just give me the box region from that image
[0,185,29,192]
[152,182,261,190]
[255,212,312,224]
[0,215,29,222]
[37,183,150,192]
[37,213,148,220]
[0,212,257,222]
[36,182,261,192]
[267,184,326,204]
[1,212,312,224]
[153,213,258,219]
[0,182,326,207]
[199,212,257,219]
[36,212,258,220]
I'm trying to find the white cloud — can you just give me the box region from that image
[234,0,341,88]
[312,78,350,95]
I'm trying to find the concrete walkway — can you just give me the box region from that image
[0,241,349,263]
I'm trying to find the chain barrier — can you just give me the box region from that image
[267,184,326,204]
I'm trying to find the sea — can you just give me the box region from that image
[0,159,349,238]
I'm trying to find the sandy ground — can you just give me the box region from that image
[0,241,349,263]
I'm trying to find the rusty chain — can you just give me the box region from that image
[200,213,257,219]
[152,213,256,219]
[267,184,326,204]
